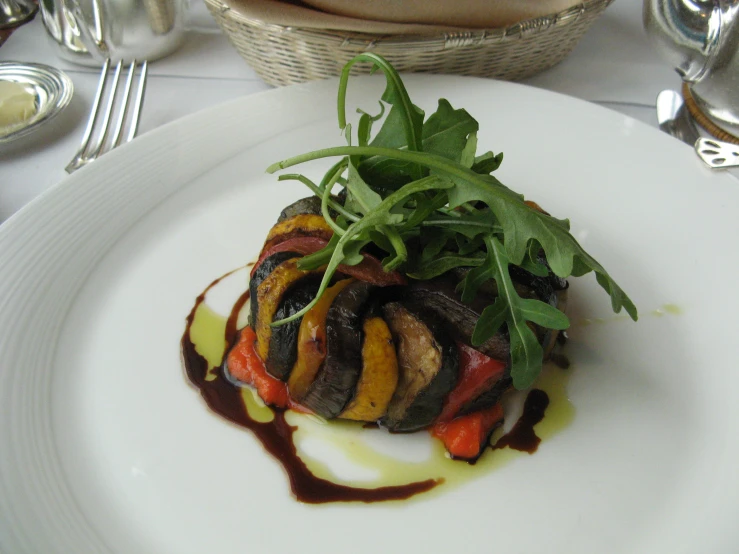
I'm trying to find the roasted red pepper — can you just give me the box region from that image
[436,342,508,423]
[431,404,504,459]
[226,326,292,409]
[251,236,405,286]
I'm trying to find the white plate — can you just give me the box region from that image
[1,75,737,554]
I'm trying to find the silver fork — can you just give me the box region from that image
[65,58,148,174]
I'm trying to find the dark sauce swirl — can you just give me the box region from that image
[492,389,549,453]
[181,275,440,504]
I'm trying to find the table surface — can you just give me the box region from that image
[0,1,684,223]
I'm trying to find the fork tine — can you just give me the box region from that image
[87,60,123,159]
[110,60,137,149]
[125,60,148,144]
[64,58,111,174]
[65,58,149,174]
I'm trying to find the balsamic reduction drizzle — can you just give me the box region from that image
[181,276,439,503]
[492,389,549,454]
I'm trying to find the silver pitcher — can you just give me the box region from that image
[40,0,188,65]
[644,0,739,136]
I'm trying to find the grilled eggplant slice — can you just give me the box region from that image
[288,278,354,402]
[301,281,374,419]
[261,214,333,254]
[255,258,321,363]
[249,252,296,328]
[407,278,509,362]
[450,254,567,306]
[457,375,511,415]
[266,276,321,381]
[380,303,459,432]
[339,316,399,421]
[277,196,323,222]
[277,196,345,222]
[542,288,568,359]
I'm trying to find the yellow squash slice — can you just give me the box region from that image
[287,278,353,402]
[255,258,321,361]
[261,214,333,254]
[340,316,399,421]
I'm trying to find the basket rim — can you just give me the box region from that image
[206,0,614,46]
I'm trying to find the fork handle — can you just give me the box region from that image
[695,138,739,169]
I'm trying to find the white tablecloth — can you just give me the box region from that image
[0,0,682,223]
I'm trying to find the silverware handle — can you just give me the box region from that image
[695,138,739,169]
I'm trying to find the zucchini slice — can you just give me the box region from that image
[380,303,459,432]
[266,277,321,381]
[339,316,399,422]
[261,214,333,254]
[301,281,374,419]
[287,278,354,402]
[254,258,321,363]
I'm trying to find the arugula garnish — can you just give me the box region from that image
[266,53,637,390]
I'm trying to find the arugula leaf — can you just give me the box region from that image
[407,252,484,280]
[472,298,507,344]
[447,174,637,319]
[420,229,450,261]
[402,191,449,231]
[521,241,549,277]
[345,158,382,216]
[338,53,423,164]
[421,212,501,239]
[472,151,504,174]
[459,254,496,303]
[274,175,452,325]
[461,132,478,168]
[298,233,340,270]
[422,100,479,163]
[456,235,484,256]
[267,53,637,390]
[267,144,637,322]
[469,236,569,389]
[380,224,408,270]
[360,99,480,186]
[277,174,359,223]
[368,105,414,150]
[356,102,385,147]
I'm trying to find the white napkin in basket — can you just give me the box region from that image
[302,0,585,28]
[227,0,584,34]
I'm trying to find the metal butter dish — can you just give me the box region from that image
[0,62,73,144]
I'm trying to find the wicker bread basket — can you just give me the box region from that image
[205,0,613,87]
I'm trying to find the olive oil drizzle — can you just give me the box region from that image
[181,270,575,504]
[182,275,439,503]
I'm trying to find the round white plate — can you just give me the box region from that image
[1,75,737,554]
